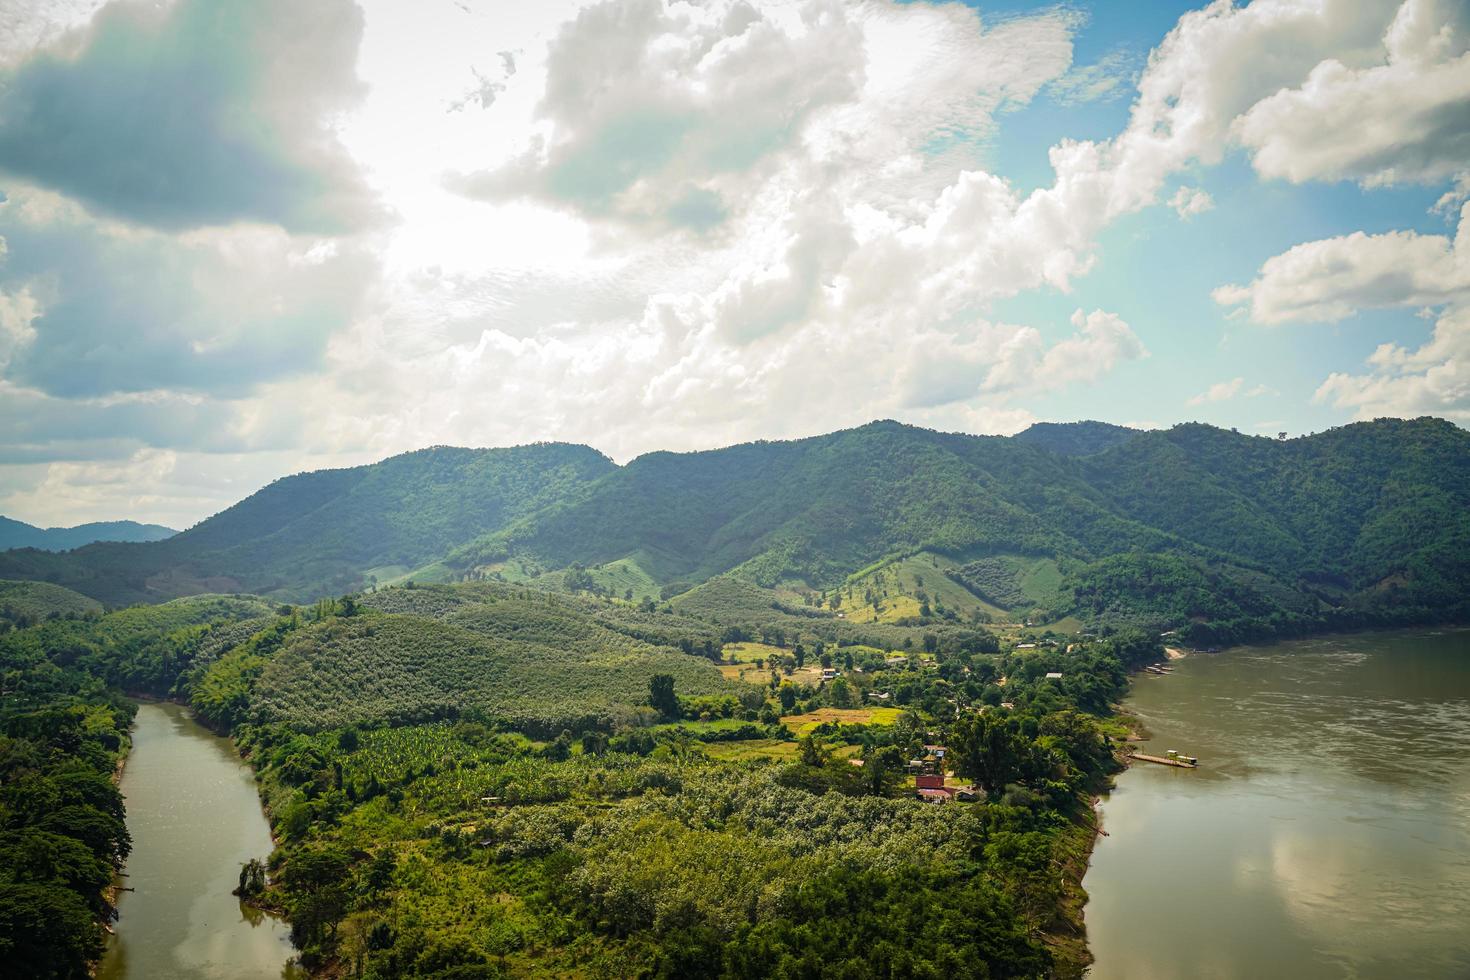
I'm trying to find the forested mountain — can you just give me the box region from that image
[0,516,176,551]
[1013,420,1139,456]
[0,443,614,605]
[2,418,1468,641]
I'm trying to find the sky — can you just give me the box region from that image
[0,0,1468,529]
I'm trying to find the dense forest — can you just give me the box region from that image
[2,419,1466,649]
[0,575,1161,978]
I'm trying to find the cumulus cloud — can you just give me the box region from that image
[1234,0,1470,188]
[1170,186,1215,219]
[0,0,379,233]
[1186,376,1272,406]
[448,0,1076,231]
[447,0,866,230]
[1315,305,1470,423]
[1213,203,1470,324]
[1218,194,1470,422]
[0,188,376,398]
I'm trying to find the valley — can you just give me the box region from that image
[2,418,1468,978]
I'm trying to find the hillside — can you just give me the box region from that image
[0,578,103,629]
[2,569,1132,978]
[0,516,176,551]
[0,443,615,605]
[2,419,1468,641]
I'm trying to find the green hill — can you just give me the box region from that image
[0,443,614,604]
[3,418,1468,641]
[0,579,103,628]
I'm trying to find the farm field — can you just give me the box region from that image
[780,706,904,733]
[827,551,1013,624]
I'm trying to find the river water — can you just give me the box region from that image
[99,701,299,980]
[1084,628,1470,979]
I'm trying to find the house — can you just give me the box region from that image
[821,668,838,681]
[1016,643,1036,650]
[866,690,891,701]
[915,773,954,802]
[922,744,947,759]
[1000,701,1015,710]
[1045,671,1063,680]
[954,786,980,802]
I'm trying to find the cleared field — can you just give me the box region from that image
[827,552,1012,624]
[780,706,903,733]
[700,739,800,761]
[722,641,787,663]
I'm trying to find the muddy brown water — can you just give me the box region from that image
[98,701,301,980]
[1084,628,1470,979]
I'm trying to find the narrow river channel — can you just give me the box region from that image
[99,701,300,980]
[1083,628,1470,979]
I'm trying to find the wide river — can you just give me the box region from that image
[1084,628,1470,979]
[99,701,300,980]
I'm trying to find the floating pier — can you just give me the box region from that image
[1131,752,1198,769]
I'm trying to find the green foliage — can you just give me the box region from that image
[6,419,1469,640]
[0,651,135,977]
[0,443,615,604]
[1012,420,1139,457]
[247,718,1075,978]
[0,580,102,631]
[244,605,732,736]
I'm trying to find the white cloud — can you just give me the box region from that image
[1047,47,1137,106]
[1213,202,1470,324]
[1217,193,1470,423]
[447,0,867,230]
[1234,0,1470,188]
[1186,376,1272,406]
[0,187,377,398]
[1315,305,1470,422]
[1170,185,1215,219]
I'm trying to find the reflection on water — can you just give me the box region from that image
[1084,629,1470,980]
[98,702,301,980]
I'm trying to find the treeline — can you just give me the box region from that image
[0,649,135,977]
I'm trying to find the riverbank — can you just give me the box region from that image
[98,702,298,980]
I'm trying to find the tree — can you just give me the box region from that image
[0,882,103,979]
[236,858,267,897]
[951,712,1035,801]
[863,745,906,796]
[649,674,680,720]
[777,685,797,712]
[794,644,806,668]
[283,845,352,948]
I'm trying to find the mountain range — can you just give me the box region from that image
[2,418,1466,641]
[0,515,177,551]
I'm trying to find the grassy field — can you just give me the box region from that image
[780,706,904,733]
[827,552,1012,624]
[699,738,801,761]
[722,640,786,662]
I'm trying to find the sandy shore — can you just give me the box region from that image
[1164,646,1186,660]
